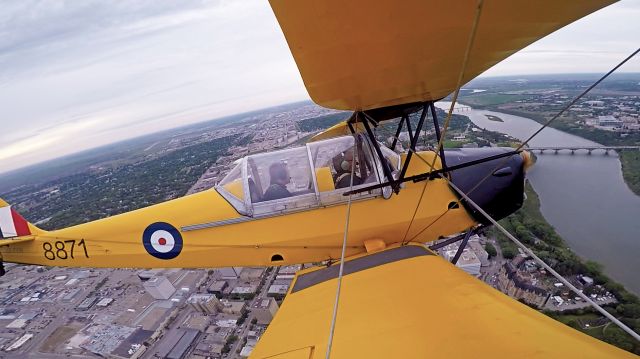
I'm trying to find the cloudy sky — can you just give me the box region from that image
[0,0,638,173]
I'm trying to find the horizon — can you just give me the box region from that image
[0,0,638,173]
[2,71,639,177]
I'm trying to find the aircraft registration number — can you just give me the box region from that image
[42,239,89,260]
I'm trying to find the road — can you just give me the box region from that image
[481,237,504,289]
[228,267,278,358]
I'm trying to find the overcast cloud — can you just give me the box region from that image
[0,0,638,173]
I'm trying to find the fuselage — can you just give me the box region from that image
[0,134,526,270]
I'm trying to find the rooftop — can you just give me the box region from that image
[252,298,275,309]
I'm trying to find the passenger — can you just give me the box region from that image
[335,148,362,189]
[262,162,293,201]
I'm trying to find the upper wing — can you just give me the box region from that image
[250,244,633,358]
[270,0,616,111]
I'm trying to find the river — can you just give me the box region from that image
[436,102,640,295]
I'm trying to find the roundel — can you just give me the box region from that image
[142,222,183,260]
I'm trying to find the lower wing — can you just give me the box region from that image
[250,244,633,358]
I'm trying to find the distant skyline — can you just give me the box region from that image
[0,0,639,174]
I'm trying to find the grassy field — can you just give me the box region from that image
[40,323,82,352]
[620,151,640,195]
[459,93,526,107]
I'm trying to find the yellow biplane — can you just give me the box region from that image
[0,0,636,357]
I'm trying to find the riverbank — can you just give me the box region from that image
[447,104,640,296]
[490,183,640,354]
[470,105,640,196]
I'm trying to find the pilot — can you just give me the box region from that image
[262,162,293,201]
[335,148,362,189]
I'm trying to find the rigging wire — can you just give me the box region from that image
[325,124,359,358]
[405,46,640,242]
[392,142,640,341]
[401,0,484,245]
[441,170,640,342]
[460,46,640,201]
[399,109,433,244]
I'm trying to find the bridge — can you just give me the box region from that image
[526,146,640,155]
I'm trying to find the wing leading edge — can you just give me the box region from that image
[250,244,633,358]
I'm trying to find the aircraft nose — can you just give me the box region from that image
[521,150,534,172]
[445,148,527,224]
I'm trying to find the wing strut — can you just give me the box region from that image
[450,229,475,265]
[389,114,408,152]
[395,103,428,192]
[360,113,395,189]
[429,102,447,170]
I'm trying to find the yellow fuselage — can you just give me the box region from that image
[0,152,476,268]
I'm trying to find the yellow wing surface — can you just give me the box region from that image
[269,0,615,111]
[251,244,633,358]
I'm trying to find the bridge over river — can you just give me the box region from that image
[526,146,640,154]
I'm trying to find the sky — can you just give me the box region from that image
[0,0,638,174]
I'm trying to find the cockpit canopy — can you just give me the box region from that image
[216,134,400,216]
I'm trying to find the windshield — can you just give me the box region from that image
[247,147,315,203]
[216,161,248,214]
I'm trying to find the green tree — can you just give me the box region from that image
[485,243,497,258]
[502,246,517,259]
[603,327,634,352]
[584,260,604,276]
[617,303,640,318]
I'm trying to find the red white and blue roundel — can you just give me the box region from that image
[142,222,183,260]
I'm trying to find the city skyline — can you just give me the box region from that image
[0,0,639,173]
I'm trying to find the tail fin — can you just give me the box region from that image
[0,198,43,239]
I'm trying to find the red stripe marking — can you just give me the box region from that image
[10,208,31,236]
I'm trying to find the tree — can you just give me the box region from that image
[603,327,634,352]
[617,303,640,318]
[502,246,517,259]
[584,260,604,276]
[485,243,497,258]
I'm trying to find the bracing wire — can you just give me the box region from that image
[461,46,640,201]
[393,142,640,341]
[404,46,640,242]
[401,0,484,244]
[325,122,359,358]
[442,172,640,342]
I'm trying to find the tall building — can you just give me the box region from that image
[497,258,550,308]
[143,276,176,300]
[207,280,228,296]
[443,248,481,277]
[250,297,279,325]
[598,115,623,128]
[187,294,222,314]
[219,267,242,280]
